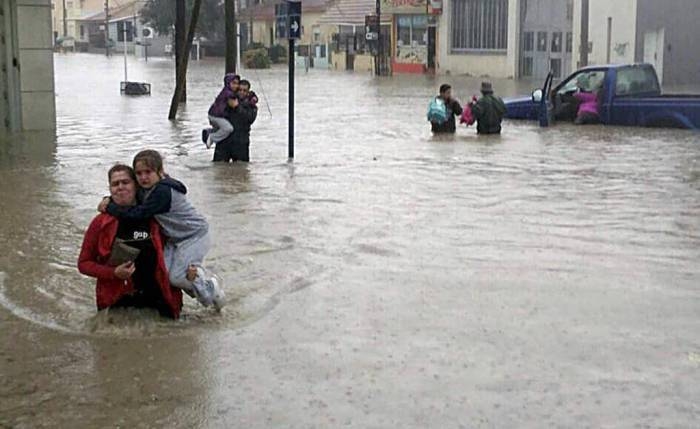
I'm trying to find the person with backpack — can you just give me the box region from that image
[471,82,507,135]
[428,84,463,134]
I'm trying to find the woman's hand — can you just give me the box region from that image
[97,197,111,213]
[114,261,135,280]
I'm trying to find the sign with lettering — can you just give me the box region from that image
[381,0,427,14]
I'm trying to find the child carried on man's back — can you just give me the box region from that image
[202,73,240,149]
[102,150,226,311]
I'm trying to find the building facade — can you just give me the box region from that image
[572,0,700,86]
[1,0,56,136]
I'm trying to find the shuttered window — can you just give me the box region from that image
[451,0,508,52]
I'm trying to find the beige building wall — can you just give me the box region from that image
[437,0,520,78]
[573,0,637,67]
[17,0,56,131]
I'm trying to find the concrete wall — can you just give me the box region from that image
[17,0,56,131]
[438,0,520,78]
[582,0,637,65]
[635,0,700,85]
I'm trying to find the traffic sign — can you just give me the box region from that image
[287,1,302,40]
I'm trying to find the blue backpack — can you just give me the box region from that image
[427,97,448,124]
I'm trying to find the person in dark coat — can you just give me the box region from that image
[431,84,463,134]
[471,82,507,135]
[213,81,258,163]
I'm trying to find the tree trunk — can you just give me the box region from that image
[169,0,203,120]
[175,0,187,102]
[225,0,237,73]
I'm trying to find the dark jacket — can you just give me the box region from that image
[106,177,208,242]
[472,94,507,134]
[431,98,463,134]
[78,214,182,318]
[213,101,258,162]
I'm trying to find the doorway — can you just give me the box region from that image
[643,28,665,85]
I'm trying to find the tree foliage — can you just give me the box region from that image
[140,0,225,39]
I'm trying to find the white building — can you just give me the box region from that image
[572,0,700,85]
[438,0,521,78]
[1,0,56,136]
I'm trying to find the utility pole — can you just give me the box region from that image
[580,0,589,67]
[375,0,382,76]
[104,0,110,56]
[62,0,68,37]
[225,0,237,73]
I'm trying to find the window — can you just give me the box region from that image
[117,21,134,42]
[551,32,562,53]
[566,32,573,53]
[615,66,660,96]
[550,59,561,78]
[452,0,508,52]
[523,32,534,52]
[558,70,606,95]
[80,25,85,39]
[522,57,533,77]
[396,15,428,63]
[537,32,547,52]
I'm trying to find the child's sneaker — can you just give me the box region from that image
[209,277,226,312]
[205,134,214,149]
[201,128,209,144]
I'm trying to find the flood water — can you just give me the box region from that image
[1,53,699,428]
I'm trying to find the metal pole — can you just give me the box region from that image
[237,22,242,72]
[288,38,295,159]
[606,17,612,64]
[123,25,128,81]
[62,0,68,37]
[376,0,381,76]
[104,0,110,57]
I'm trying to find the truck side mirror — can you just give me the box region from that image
[532,89,543,103]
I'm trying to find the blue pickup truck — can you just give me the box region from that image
[505,64,700,129]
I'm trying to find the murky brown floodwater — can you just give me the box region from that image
[1,53,699,428]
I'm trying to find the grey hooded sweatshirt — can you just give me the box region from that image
[107,176,208,242]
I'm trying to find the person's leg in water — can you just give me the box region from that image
[166,233,226,310]
[207,116,234,148]
[574,112,600,125]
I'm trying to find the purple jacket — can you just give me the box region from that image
[574,91,599,116]
[208,73,239,117]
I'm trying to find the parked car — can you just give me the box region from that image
[505,64,700,130]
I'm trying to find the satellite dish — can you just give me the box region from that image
[142,27,155,39]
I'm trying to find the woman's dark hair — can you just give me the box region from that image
[108,163,136,183]
[439,84,451,94]
[132,149,164,174]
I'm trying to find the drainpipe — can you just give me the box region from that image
[606,17,612,63]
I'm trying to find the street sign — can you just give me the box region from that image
[365,15,379,42]
[287,1,302,40]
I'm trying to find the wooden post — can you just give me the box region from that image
[225,0,237,73]
[169,0,203,120]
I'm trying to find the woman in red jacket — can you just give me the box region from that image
[78,164,182,319]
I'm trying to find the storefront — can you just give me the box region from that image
[386,0,442,74]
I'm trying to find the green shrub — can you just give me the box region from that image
[243,48,271,69]
[268,44,287,64]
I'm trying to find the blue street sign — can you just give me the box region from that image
[287,1,302,40]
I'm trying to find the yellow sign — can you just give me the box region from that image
[382,0,427,14]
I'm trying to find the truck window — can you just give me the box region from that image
[615,66,660,96]
[557,70,605,95]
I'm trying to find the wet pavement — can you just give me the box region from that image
[1,53,699,428]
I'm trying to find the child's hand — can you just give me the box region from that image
[97,197,110,213]
[114,261,135,280]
